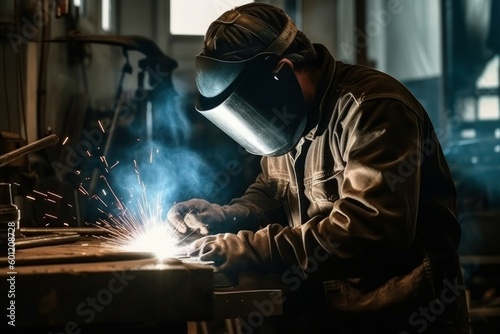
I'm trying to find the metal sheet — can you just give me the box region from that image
[1,239,213,331]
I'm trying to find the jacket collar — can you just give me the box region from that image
[305,44,337,140]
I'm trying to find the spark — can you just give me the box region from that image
[32,127,188,260]
[33,189,47,197]
[93,194,108,207]
[98,120,106,133]
[100,175,125,211]
[100,155,109,167]
[78,184,90,196]
[47,191,62,199]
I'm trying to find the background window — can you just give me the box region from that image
[170,0,254,36]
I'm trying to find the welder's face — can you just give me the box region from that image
[195,53,307,156]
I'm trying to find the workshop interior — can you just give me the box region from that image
[1,0,500,333]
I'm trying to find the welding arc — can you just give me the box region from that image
[0,134,59,167]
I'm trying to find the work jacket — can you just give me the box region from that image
[228,44,469,333]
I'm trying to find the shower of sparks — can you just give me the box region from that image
[91,157,189,260]
[96,195,184,259]
[28,128,190,260]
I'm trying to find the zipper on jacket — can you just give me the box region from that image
[288,138,308,228]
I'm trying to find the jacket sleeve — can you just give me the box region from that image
[227,159,290,228]
[277,99,424,273]
[225,99,426,274]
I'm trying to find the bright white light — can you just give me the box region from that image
[476,55,499,88]
[102,0,111,32]
[478,96,500,120]
[123,223,180,260]
[100,199,184,260]
[95,176,185,260]
[73,0,81,7]
[170,0,254,35]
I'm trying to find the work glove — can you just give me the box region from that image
[167,199,260,242]
[188,228,275,272]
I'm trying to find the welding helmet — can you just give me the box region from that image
[194,8,306,156]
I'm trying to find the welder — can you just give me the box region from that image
[167,3,469,333]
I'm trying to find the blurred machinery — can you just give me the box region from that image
[40,32,183,227]
[442,0,500,332]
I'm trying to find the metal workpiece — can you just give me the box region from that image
[15,232,81,249]
[1,240,214,332]
[12,259,213,326]
[15,226,108,250]
[1,240,285,333]
[20,227,107,235]
[14,227,109,250]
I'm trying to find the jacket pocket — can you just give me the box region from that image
[266,178,289,201]
[261,178,291,226]
[307,171,341,212]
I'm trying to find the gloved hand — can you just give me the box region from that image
[167,199,260,241]
[188,229,273,272]
[167,199,224,236]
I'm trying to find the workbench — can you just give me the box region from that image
[1,236,283,334]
